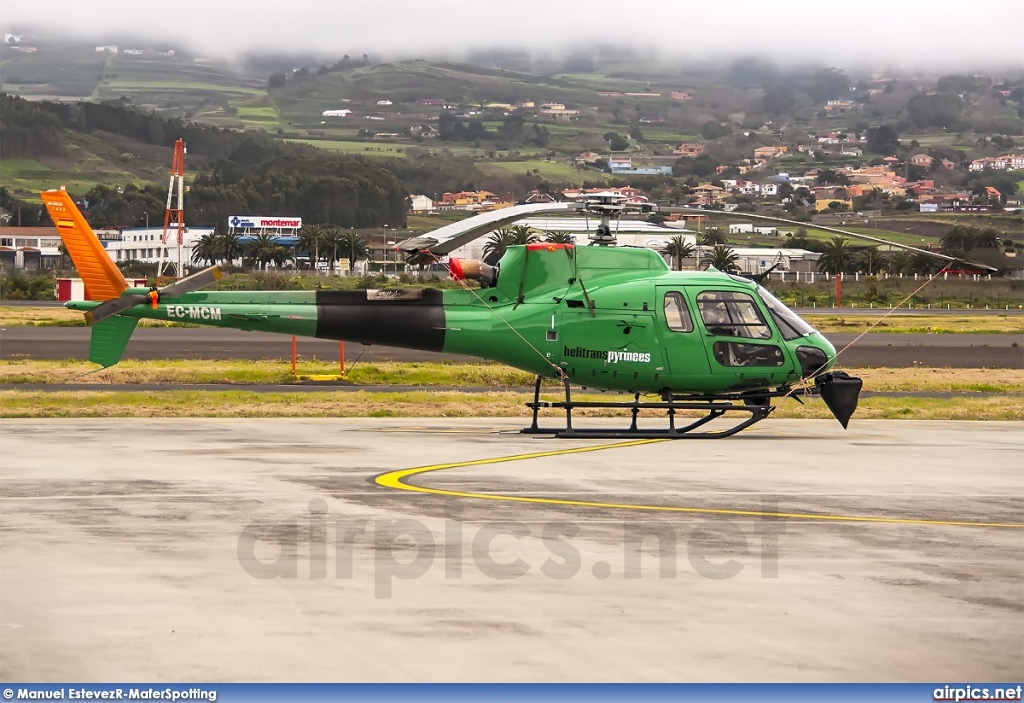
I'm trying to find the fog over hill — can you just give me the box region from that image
[2,0,1023,71]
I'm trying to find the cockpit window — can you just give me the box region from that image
[756,286,816,341]
[696,291,771,339]
[663,291,693,332]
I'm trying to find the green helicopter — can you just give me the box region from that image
[47,188,952,439]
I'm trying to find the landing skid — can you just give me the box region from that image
[522,377,776,440]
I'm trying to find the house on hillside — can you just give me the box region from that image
[910,153,934,168]
[692,184,724,206]
[674,143,704,157]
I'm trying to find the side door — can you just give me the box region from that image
[691,289,794,384]
[655,287,712,381]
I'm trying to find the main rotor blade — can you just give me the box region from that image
[84,293,151,326]
[660,207,998,272]
[159,266,223,298]
[394,202,582,255]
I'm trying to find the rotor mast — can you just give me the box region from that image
[156,139,186,280]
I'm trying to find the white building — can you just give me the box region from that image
[728,248,820,274]
[409,195,434,213]
[101,226,215,267]
[322,109,352,117]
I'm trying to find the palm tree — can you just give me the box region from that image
[703,244,739,273]
[191,233,217,267]
[298,224,328,274]
[336,231,370,274]
[700,227,728,246]
[482,229,517,265]
[544,231,575,244]
[857,246,884,276]
[887,250,911,275]
[975,227,1001,249]
[816,236,855,275]
[322,227,346,275]
[244,233,286,271]
[665,235,695,271]
[940,225,978,258]
[214,231,244,267]
[508,224,539,244]
[907,251,941,275]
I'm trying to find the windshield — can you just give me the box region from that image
[756,286,816,341]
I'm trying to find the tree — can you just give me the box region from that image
[866,125,900,155]
[807,68,850,104]
[700,227,728,246]
[244,232,284,271]
[907,93,964,129]
[268,73,287,89]
[816,169,851,186]
[214,231,244,266]
[975,227,1002,249]
[298,224,328,274]
[940,225,978,257]
[817,237,855,274]
[703,245,739,273]
[336,231,369,274]
[544,231,575,244]
[761,84,797,116]
[700,121,731,140]
[665,235,695,271]
[482,226,537,264]
[323,227,347,274]
[857,246,884,275]
[190,233,217,267]
[608,134,629,151]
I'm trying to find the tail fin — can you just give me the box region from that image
[39,189,128,301]
[89,316,139,368]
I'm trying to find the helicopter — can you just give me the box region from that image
[38,187,983,439]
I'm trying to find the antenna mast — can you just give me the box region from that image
[156,139,186,279]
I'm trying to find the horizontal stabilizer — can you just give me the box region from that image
[88,316,139,368]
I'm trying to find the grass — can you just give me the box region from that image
[803,314,1024,334]
[283,138,409,156]
[477,159,610,183]
[0,306,190,328]
[0,389,1019,420]
[2,360,1022,395]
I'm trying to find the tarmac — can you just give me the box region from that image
[2,327,1023,367]
[1,418,1021,681]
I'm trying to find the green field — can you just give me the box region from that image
[477,159,609,183]
[284,138,409,156]
[0,133,169,198]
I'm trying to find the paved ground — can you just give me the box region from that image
[1,418,1021,682]
[2,327,1022,367]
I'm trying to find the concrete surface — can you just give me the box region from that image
[0,418,1021,682]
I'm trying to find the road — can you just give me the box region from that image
[2,327,1021,368]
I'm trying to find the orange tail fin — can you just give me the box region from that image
[39,189,128,301]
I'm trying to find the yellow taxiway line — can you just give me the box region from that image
[374,439,1024,529]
